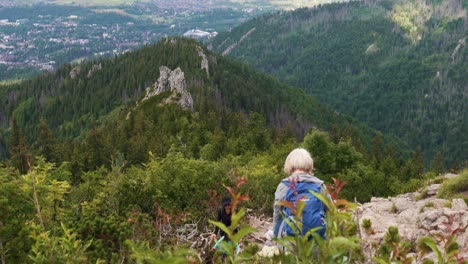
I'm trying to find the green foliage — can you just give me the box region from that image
[419,202,436,213]
[416,189,430,201]
[0,29,460,263]
[417,214,466,264]
[209,177,257,264]
[362,218,372,229]
[125,240,193,264]
[437,170,468,202]
[10,117,31,174]
[211,1,467,167]
[374,226,413,264]
[302,129,405,202]
[0,165,33,263]
[28,223,92,264]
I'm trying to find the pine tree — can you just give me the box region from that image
[10,118,31,174]
[38,118,58,163]
[371,132,384,168]
[430,152,444,176]
[411,146,424,179]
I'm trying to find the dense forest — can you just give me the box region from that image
[210,0,467,168]
[0,37,451,262]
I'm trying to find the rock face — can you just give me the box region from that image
[222,27,256,56]
[87,63,102,78]
[142,66,193,111]
[355,174,467,263]
[198,47,209,77]
[69,66,81,79]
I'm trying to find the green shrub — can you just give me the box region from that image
[419,202,435,213]
[430,175,445,184]
[416,189,429,201]
[437,170,468,201]
[390,203,398,214]
[362,218,372,229]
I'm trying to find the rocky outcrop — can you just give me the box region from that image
[142,66,193,111]
[355,173,467,263]
[198,47,209,77]
[222,27,256,56]
[451,37,465,62]
[69,66,81,79]
[87,63,102,78]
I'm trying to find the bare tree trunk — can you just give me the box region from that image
[0,240,9,264]
[28,160,45,229]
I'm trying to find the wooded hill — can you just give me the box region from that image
[0,37,450,263]
[0,37,408,166]
[210,0,467,168]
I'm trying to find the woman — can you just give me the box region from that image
[214,196,233,239]
[271,148,328,239]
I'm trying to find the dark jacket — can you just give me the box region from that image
[214,196,233,239]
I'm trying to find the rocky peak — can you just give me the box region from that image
[69,66,81,79]
[87,63,102,78]
[197,46,210,77]
[142,66,193,111]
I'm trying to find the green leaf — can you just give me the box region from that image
[208,220,232,239]
[231,207,246,228]
[276,236,296,252]
[328,236,360,250]
[421,238,443,263]
[232,226,256,245]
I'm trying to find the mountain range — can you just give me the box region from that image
[210,0,467,167]
[0,37,405,166]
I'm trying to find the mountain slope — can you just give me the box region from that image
[0,37,407,163]
[210,0,467,167]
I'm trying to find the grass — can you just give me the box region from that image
[419,202,435,213]
[362,218,372,230]
[437,169,468,203]
[416,189,429,201]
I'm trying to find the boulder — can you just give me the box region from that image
[142,66,193,111]
[356,175,467,263]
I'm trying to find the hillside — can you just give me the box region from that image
[0,37,457,264]
[0,37,405,163]
[210,0,468,167]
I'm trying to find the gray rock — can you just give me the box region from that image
[426,184,440,196]
[87,63,102,78]
[355,174,467,263]
[452,199,468,210]
[143,66,193,111]
[198,47,209,77]
[69,66,81,79]
[444,173,458,179]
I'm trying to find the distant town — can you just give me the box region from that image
[0,1,269,81]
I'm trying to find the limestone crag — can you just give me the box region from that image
[69,66,81,79]
[142,66,193,111]
[355,173,467,263]
[198,47,209,77]
[87,63,102,78]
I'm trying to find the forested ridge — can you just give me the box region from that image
[0,37,450,263]
[0,37,407,165]
[210,0,467,168]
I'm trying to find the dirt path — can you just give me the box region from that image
[245,210,272,248]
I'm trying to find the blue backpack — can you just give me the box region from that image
[274,180,326,238]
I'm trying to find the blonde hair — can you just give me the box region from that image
[284,148,314,175]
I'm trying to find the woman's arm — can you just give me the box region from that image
[272,182,288,233]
